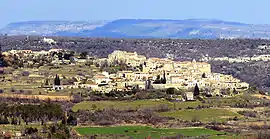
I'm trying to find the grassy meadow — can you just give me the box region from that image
[75,126,227,139]
[159,108,242,123]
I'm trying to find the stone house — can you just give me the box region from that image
[184,92,195,101]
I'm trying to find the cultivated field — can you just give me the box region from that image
[159,108,242,123]
[75,126,227,139]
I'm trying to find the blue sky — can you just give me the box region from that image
[0,0,268,27]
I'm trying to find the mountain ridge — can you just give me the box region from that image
[1,19,270,39]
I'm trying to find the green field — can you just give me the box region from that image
[159,108,241,123]
[72,100,202,112]
[75,126,226,139]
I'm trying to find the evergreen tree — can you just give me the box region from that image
[67,115,77,126]
[194,83,200,96]
[145,79,152,90]
[156,75,160,80]
[161,71,167,84]
[202,73,206,78]
[153,75,161,84]
[57,52,63,60]
[80,51,88,59]
[0,46,7,67]
[45,79,50,86]
[54,74,61,85]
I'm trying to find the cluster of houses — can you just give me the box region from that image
[66,50,249,96]
[2,48,249,97]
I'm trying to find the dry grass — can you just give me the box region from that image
[253,94,270,100]
[0,94,72,101]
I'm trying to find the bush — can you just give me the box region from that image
[25,127,38,135]
[166,88,175,94]
[21,71,30,76]
[257,131,270,139]
[161,134,184,139]
[96,119,115,126]
[155,104,170,112]
[238,110,257,118]
[11,87,16,93]
[0,117,9,124]
[206,125,223,131]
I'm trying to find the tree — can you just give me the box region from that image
[57,52,63,60]
[54,74,61,86]
[44,79,50,86]
[0,46,7,67]
[145,79,152,90]
[67,115,77,126]
[154,75,161,84]
[202,73,206,78]
[63,53,74,60]
[194,84,200,96]
[25,127,38,135]
[161,71,166,84]
[166,88,175,95]
[156,75,160,80]
[80,51,88,59]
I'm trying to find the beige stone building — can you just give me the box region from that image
[108,50,146,67]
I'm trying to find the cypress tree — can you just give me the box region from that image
[194,83,200,96]
[54,75,57,85]
[163,71,166,84]
[161,71,167,84]
[54,74,61,85]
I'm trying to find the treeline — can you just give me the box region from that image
[0,103,64,125]
[71,108,169,126]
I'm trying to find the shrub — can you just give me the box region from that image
[11,87,16,93]
[161,134,184,139]
[155,104,170,112]
[206,125,223,131]
[21,71,30,76]
[96,119,115,126]
[238,110,257,118]
[257,131,270,139]
[166,88,175,95]
[25,127,38,135]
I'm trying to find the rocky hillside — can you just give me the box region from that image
[2,19,270,39]
[0,21,109,36]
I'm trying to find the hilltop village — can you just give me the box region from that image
[93,51,249,94]
[1,37,270,139]
[0,47,249,99]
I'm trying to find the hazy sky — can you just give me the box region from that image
[0,0,269,27]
